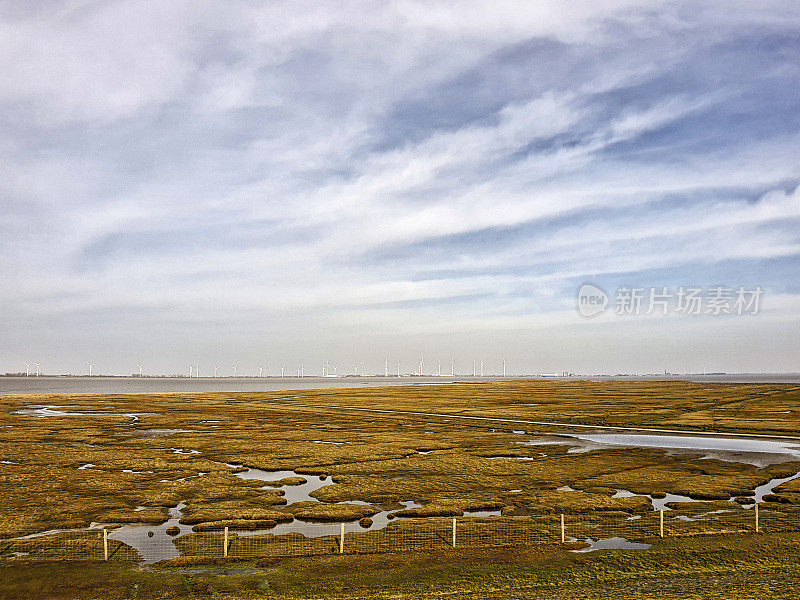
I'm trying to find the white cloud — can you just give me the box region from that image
[1,0,799,374]
[0,1,201,123]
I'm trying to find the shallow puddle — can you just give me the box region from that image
[463,508,502,517]
[229,466,498,537]
[108,503,190,564]
[571,536,651,552]
[170,448,201,455]
[611,489,701,511]
[231,466,330,504]
[747,470,800,505]
[15,405,158,423]
[237,500,424,539]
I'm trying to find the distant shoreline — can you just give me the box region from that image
[1,373,799,395]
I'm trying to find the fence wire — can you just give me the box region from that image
[1,505,797,564]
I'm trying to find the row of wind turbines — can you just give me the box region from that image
[183,357,508,378]
[184,364,294,378]
[21,359,509,378]
[410,357,508,377]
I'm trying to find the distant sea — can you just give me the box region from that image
[1,374,798,395]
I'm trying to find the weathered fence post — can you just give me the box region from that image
[660,509,664,538]
[223,526,228,558]
[755,503,759,533]
[452,517,457,548]
[103,528,108,561]
[339,522,345,554]
[560,514,565,543]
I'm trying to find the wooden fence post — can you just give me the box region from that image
[103,528,108,561]
[339,522,345,554]
[560,514,565,543]
[452,517,456,548]
[755,503,759,533]
[660,509,664,538]
[223,526,228,558]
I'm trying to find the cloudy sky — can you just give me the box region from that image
[2,1,799,376]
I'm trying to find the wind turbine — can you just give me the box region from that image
[187,364,194,378]
[419,356,424,376]
[232,364,238,378]
[87,363,94,377]
[396,360,400,377]
[35,362,42,377]
[450,359,454,377]
[213,365,219,378]
[137,363,143,378]
[194,364,200,378]
[502,358,506,377]
[281,365,285,377]
[384,358,388,378]
[480,360,484,377]
[258,365,264,377]
[437,361,442,376]
[25,362,31,377]
[472,361,476,377]
[361,361,366,376]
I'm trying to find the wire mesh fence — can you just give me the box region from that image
[1,504,798,564]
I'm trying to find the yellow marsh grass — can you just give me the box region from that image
[2,381,799,538]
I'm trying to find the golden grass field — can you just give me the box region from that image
[1,380,800,598]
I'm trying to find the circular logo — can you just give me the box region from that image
[577,283,608,317]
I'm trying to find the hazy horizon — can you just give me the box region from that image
[2,1,799,376]
[4,373,800,398]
